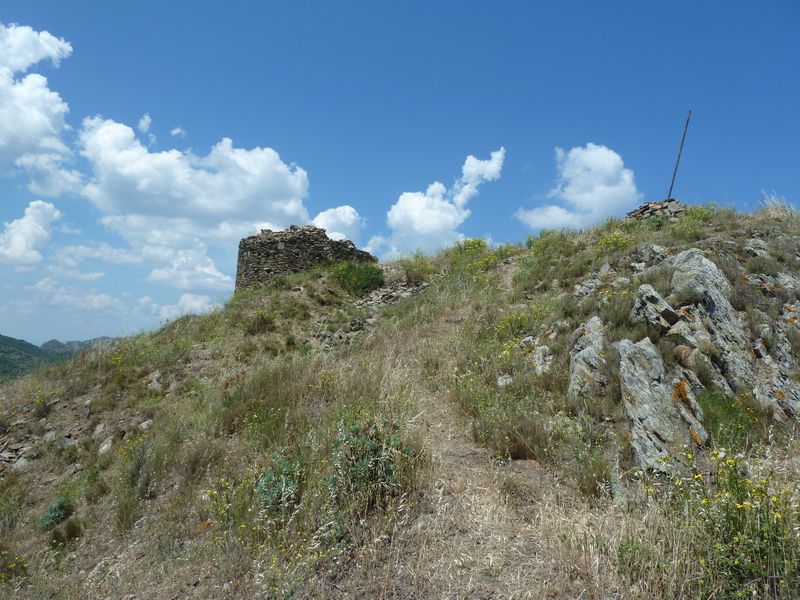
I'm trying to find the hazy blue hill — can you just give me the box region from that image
[40,337,114,355]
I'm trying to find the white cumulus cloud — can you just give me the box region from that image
[146,245,233,291]
[0,200,62,264]
[367,147,505,258]
[79,116,310,247]
[312,205,365,241]
[170,126,186,138]
[0,22,72,72]
[143,293,220,321]
[0,22,75,191]
[515,143,641,230]
[15,153,82,196]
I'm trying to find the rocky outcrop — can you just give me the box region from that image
[626,199,688,221]
[666,249,800,420]
[630,284,679,333]
[567,316,608,399]
[236,226,376,290]
[617,337,708,471]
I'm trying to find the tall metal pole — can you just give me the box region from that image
[667,110,692,200]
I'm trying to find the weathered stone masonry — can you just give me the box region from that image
[235,225,377,290]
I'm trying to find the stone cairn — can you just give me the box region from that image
[235,225,377,290]
[626,198,688,223]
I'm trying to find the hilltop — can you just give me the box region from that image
[1,201,799,598]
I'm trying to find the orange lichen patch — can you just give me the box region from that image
[626,430,633,441]
[673,379,689,402]
[195,519,212,534]
[689,427,704,445]
[787,315,798,325]
[680,306,694,320]
[776,390,786,399]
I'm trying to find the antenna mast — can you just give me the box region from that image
[667,110,692,200]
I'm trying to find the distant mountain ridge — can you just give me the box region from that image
[0,334,113,382]
[40,337,114,355]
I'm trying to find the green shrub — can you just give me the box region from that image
[256,451,305,522]
[746,255,780,277]
[516,230,589,293]
[674,453,799,597]
[572,441,610,499]
[39,495,74,529]
[397,252,437,285]
[696,391,769,450]
[332,261,385,295]
[325,419,418,515]
[0,482,25,535]
[595,231,635,257]
[244,310,276,335]
[0,542,27,583]
[49,516,83,548]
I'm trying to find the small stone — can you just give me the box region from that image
[139,419,153,431]
[497,374,513,388]
[98,437,114,456]
[43,431,58,444]
[12,457,30,473]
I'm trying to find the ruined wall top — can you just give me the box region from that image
[626,198,688,222]
[235,225,377,290]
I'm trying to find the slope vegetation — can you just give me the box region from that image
[1,202,800,598]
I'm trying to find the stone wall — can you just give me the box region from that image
[235,225,377,290]
[626,198,688,222]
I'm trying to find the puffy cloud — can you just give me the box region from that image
[137,113,152,133]
[0,22,74,189]
[368,148,504,258]
[453,147,505,208]
[516,143,641,230]
[0,200,62,264]
[0,66,70,167]
[0,22,72,72]
[79,117,310,240]
[170,126,186,138]
[312,205,364,241]
[140,293,220,321]
[15,153,82,196]
[146,245,233,291]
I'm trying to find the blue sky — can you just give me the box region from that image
[0,1,798,343]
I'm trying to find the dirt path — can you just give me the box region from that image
[333,257,618,599]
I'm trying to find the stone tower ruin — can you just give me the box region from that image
[235,225,377,290]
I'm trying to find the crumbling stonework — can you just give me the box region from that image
[235,225,376,290]
[626,198,688,222]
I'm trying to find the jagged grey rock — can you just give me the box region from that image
[744,238,770,257]
[531,344,554,375]
[616,337,708,471]
[567,316,608,399]
[668,249,800,420]
[630,284,679,333]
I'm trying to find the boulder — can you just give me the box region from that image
[567,317,608,399]
[617,337,708,471]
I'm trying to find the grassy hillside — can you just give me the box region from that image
[1,202,800,598]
